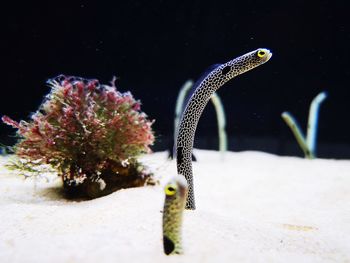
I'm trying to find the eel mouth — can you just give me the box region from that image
[266,50,273,60]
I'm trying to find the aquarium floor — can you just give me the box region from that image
[0,150,349,263]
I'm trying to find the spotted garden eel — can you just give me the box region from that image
[162,176,188,255]
[175,48,272,210]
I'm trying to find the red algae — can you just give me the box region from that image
[3,75,156,198]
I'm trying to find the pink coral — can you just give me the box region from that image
[3,75,156,198]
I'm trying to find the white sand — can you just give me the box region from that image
[0,149,349,263]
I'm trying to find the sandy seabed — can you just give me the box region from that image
[0,149,349,263]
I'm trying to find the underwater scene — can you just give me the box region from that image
[1,1,350,262]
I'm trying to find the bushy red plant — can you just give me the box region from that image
[3,75,156,198]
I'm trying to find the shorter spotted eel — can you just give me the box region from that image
[162,176,188,255]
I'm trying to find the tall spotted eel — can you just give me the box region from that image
[162,176,188,255]
[175,48,272,210]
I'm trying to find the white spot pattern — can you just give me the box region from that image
[175,48,272,209]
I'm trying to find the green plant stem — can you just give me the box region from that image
[307,91,327,154]
[174,80,194,142]
[281,112,314,159]
[210,93,227,153]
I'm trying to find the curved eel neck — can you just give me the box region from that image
[175,49,271,210]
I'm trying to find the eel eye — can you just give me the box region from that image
[257,50,266,58]
[165,184,177,196]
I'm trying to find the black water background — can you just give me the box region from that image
[2,1,350,158]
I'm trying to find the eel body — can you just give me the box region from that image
[162,176,188,255]
[175,48,272,210]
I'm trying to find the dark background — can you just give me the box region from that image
[2,0,350,158]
